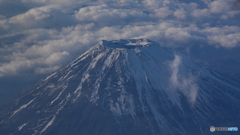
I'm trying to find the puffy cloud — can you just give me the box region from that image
[174,9,187,19]
[208,33,240,48]
[74,4,150,27]
[207,0,240,19]
[164,27,191,42]
[153,7,173,18]
[209,0,230,14]
[204,26,240,48]
[191,8,210,18]
[7,5,77,29]
[0,27,92,76]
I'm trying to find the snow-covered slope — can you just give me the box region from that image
[0,39,239,135]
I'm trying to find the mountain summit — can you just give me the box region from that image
[0,39,239,135]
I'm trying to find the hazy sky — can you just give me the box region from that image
[0,0,240,102]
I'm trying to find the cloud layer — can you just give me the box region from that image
[0,0,240,77]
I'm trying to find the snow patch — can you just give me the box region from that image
[134,47,141,53]
[18,123,27,131]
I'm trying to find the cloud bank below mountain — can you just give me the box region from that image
[0,0,240,77]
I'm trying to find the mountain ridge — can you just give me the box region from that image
[0,38,239,135]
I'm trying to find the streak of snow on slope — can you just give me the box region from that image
[39,94,69,134]
[18,123,27,131]
[40,115,55,134]
[127,49,169,130]
[50,86,67,105]
[12,98,35,117]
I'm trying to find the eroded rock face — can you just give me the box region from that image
[0,39,240,135]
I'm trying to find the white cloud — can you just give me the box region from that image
[208,0,240,19]
[174,9,187,19]
[164,27,191,43]
[0,0,239,77]
[204,26,240,48]
[153,7,173,18]
[208,33,240,48]
[8,5,77,29]
[74,4,150,27]
[170,55,181,86]
[209,0,230,13]
[191,8,210,18]
[169,55,198,105]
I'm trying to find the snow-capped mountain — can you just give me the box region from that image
[0,39,239,135]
